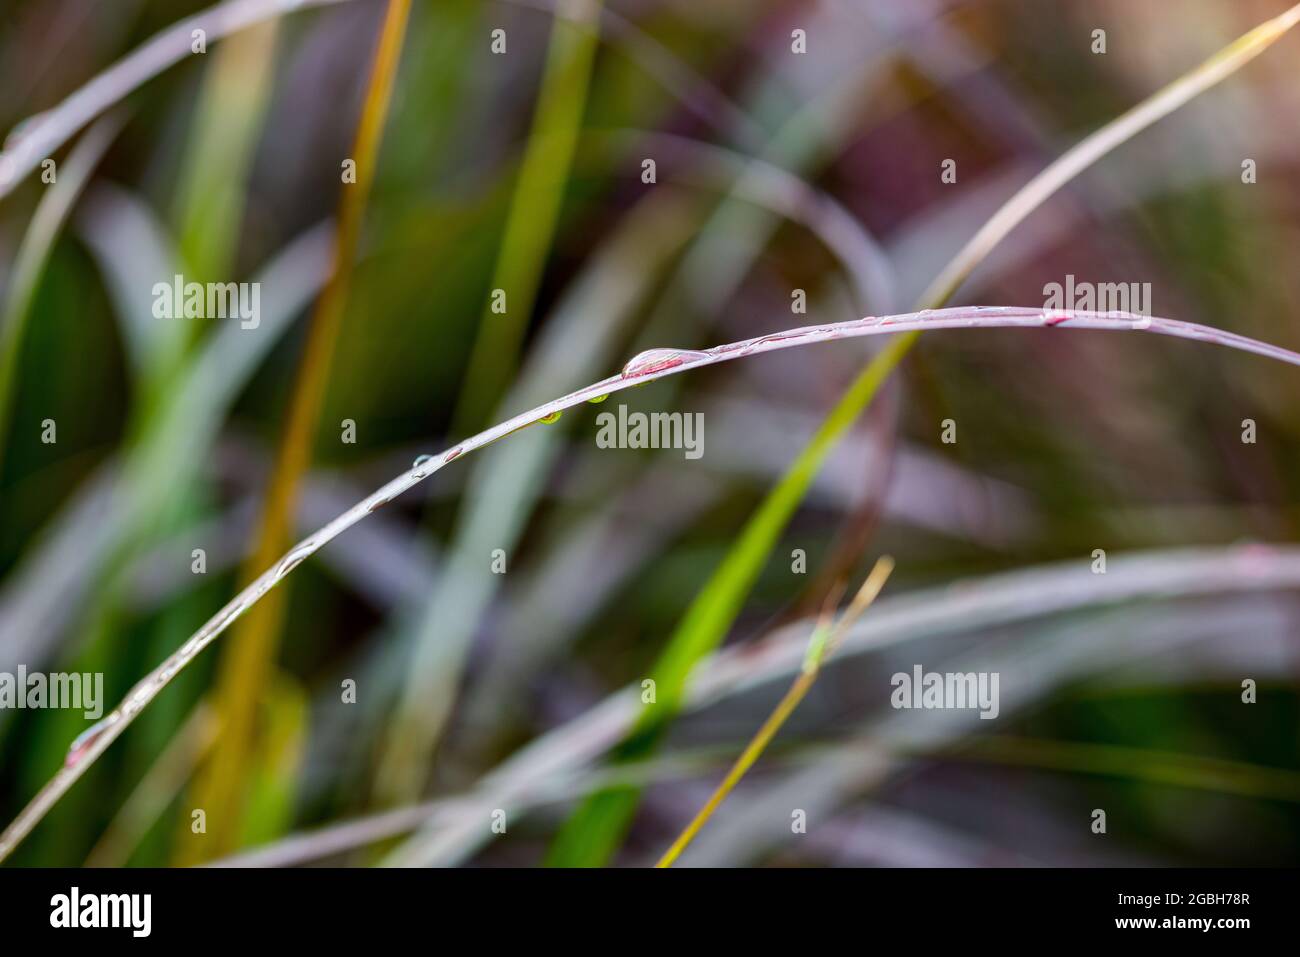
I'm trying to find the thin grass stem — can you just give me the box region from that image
[2,306,1299,863]
[656,557,893,868]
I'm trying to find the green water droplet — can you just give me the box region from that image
[587,393,609,404]
[538,410,562,424]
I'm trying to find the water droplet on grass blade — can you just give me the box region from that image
[410,450,451,479]
[537,411,562,424]
[65,718,113,767]
[620,348,708,379]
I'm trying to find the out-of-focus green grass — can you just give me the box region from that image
[1,0,1299,867]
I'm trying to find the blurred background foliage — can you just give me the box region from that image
[1,0,1299,866]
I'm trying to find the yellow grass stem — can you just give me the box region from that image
[656,557,893,868]
[177,0,411,863]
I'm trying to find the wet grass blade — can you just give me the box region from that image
[4,303,1300,863]
[378,0,604,806]
[544,1,1300,866]
[544,336,910,865]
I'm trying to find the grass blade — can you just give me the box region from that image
[388,544,1300,867]
[0,0,350,200]
[2,303,1298,863]
[377,0,604,805]
[655,557,893,868]
[545,0,1300,866]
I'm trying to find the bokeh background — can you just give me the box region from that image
[1,0,1299,866]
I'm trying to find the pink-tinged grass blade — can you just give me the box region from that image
[4,303,1300,862]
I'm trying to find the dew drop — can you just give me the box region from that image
[587,393,609,403]
[444,446,464,462]
[619,348,708,379]
[410,452,440,479]
[537,410,562,424]
[65,718,112,767]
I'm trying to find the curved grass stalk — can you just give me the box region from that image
[671,600,1291,866]
[0,0,352,200]
[547,0,1300,866]
[84,704,217,867]
[0,0,769,202]
[920,2,1300,308]
[589,130,895,310]
[378,126,895,802]
[218,745,770,868]
[377,44,904,789]
[378,0,604,804]
[387,546,1300,867]
[0,221,332,683]
[236,727,1300,868]
[2,304,1300,862]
